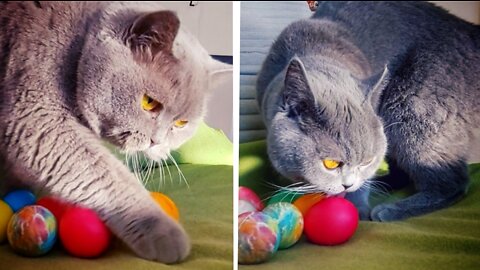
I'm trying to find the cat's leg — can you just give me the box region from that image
[0,157,31,196]
[346,157,414,220]
[345,187,371,220]
[3,118,189,263]
[370,160,469,222]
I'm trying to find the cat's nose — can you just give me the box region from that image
[150,139,156,146]
[342,184,353,190]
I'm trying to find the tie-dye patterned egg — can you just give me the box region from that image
[263,202,304,249]
[7,205,57,256]
[239,200,257,216]
[238,212,279,264]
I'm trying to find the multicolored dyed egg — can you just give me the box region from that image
[239,200,257,216]
[7,205,57,256]
[238,212,279,264]
[239,186,264,211]
[263,202,303,249]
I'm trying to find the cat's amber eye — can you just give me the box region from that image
[323,159,341,170]
[174,120,188,128]
[141,94,161,112]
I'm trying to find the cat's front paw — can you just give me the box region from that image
[370,203,403,222]
[127,216,190,263]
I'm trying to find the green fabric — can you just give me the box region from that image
[239,140,480,270]
[171,122,233,166]
[1,164,233,270]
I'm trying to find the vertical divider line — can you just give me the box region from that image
[232,1,241,269]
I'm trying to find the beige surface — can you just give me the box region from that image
[430,1,480,24]
[160,1,234,141]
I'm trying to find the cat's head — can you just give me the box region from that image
[267,56,387,195]
[76,8,231,161]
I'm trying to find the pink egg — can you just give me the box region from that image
[239,187,264,211]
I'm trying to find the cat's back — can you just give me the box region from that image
[313,1,480,70]
[0,2,95,82]
[0,2,105,130]
[315,1,480,118]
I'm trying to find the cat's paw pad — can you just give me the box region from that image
[129,217,190,263]
[370,204,402,222]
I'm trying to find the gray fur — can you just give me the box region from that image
[0,1,231,263]
[257,1,479,221]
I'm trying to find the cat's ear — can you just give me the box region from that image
[208,58,232,91]
[283,56,315,114]
[362,66,390,111]
[126,11,180,58]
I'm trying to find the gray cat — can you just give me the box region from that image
[257,1,479,221]
[0,1,231,263]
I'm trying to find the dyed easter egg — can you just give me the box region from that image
[263,202,303,249]
[3,190,36,212]
[304,197,358,245]
[239,187,264,211]
[267,191,302,205]
[293,193,325,217]
[238,212,279,264]
[150,192,180,221]
[239,200,257,216]
[0,200,14,242]
[7,205,57,256]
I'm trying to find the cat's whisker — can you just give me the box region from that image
[366,179,391,194]
[134,152,143,184]
[278,190,293,202]
[156,160,164,191]
[384,121,405,130]
[264,181,304,189]
[168,153,190,189]
[271,183,321,194]
[258,181,327,203]
[129,152,139,184]
[160,159,166,189]
[260,193,278,203]
[149,158,155,181]
[363,180,390,198]
[167,154,181,186]
[163,159,173,187]
[144,156,154,187]
[127,151,139,183]
[137,152,145,184]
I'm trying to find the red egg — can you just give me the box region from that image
[304,197,358,245]
[59,206,111,258]
[37,196,72,221]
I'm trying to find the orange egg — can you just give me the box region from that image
[293,193,325,217]
[150,192,180,221]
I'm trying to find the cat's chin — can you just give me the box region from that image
[144,146,169,162]
[334,191,347,198]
